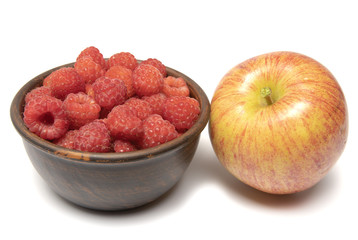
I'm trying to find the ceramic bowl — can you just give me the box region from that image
[10,62,210,211]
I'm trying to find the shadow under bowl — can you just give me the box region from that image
[10,62,210,211]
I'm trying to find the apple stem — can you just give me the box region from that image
[260,87,274,105]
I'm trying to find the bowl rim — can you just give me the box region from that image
[10,61,210,164]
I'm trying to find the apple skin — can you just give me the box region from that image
[209,51,348,194]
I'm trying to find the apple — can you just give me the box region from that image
[209,51,348,194]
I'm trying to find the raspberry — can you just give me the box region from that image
[106,105,143,141]
[23,95,69,140]
[92,76,127,110]
[132,64,163,97]
[142,93,167,115]
[76,46,106,69]
[140,58,167,77]
[25,86,53,104]
[124,98,153,120]
[162,76,190,97]
[74,56,106,84]
[140,114,178,149]
[73,121,112,153]
[162,96,200,131]
[63,92,101,129]
[43,67,85,100]
[54,130,79,149]
[113,139,137,153]
[108,52,138,71]
[105,65,135,97]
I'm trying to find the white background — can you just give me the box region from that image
[2,0,357,239]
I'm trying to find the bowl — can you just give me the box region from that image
[10,62,210,211]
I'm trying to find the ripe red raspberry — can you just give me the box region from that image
[54,130,79,149]
[132,64,164,97]
[92,76,127,110]
[43,67,85,100]
[113,139,138,153]
[162,96,200,131]
[25,86,53,104]
[162,76,190,97]
[105,65,135,97]
[106,105,143,141]
[73,121,112,153]
[76,46,106,69]
[142,93,167,115]
[140,114,178,149]
[23,95,69,140]
[63,92,101,129]
[124,98,153,120]
[140,58,167,77]
[74,56,106,84]
[108,52,138,71]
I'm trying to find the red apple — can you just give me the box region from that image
[209,51,348,194]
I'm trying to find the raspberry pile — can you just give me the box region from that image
[23,46,200,153]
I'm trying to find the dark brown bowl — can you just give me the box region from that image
[10,62,210,211]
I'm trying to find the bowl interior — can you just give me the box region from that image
[10,62,210,164]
